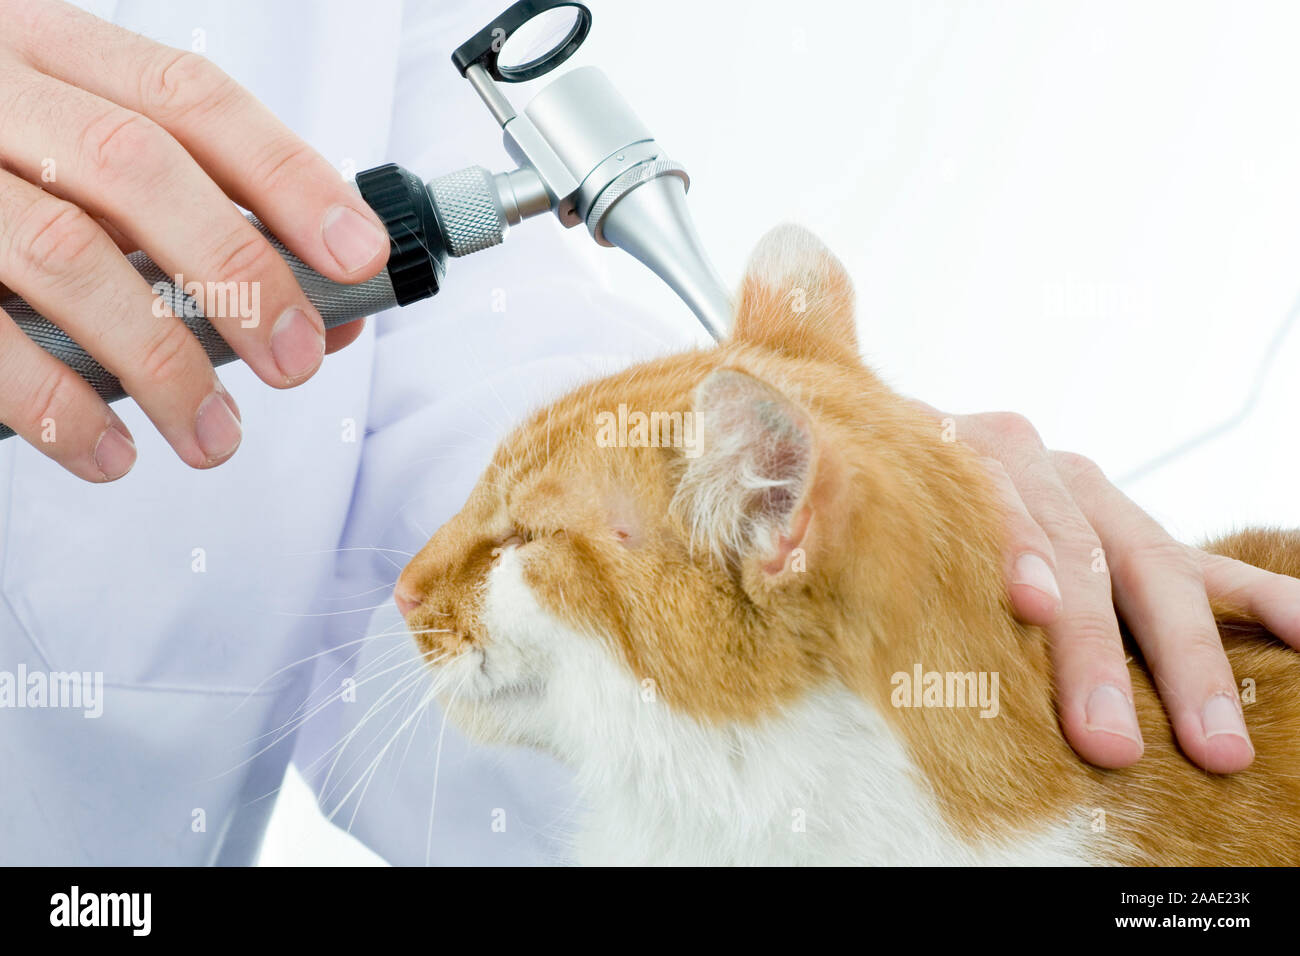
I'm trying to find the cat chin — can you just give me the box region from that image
[442,693,553,752]
[428,650,551,744]
[442,698,511,746]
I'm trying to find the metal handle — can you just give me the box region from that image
[0,215,399,442]
[0,161,519,442]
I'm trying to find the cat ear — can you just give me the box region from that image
[732,224,860,366]
[675,368,815,573]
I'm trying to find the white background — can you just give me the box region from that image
[259,0,1300,865]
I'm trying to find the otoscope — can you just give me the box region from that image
[0,0,732,441]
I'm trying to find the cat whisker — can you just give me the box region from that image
[220,666,417,787]
[213,640,411,783]
[388,683,437,795]
[239,660,431,810]
[275,599,404,618]
[319,667,442,825]
[281,545,416,559]
[303,674,428,809]
[426,668,472,865]
[314,662,436,799]
[345,681,438,833]
[272,637,411,731]
[238,644,449,812]
[320,580,413,603]
[234,648,424,769]
[279,545,412,575]
[224,635,379,716]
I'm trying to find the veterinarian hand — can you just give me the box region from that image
[0,0,386,481]
[913,402,1300,775]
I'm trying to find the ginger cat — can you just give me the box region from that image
[396,225,1300,865]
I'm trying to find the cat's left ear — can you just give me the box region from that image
[732,224,860,367]
[675,368,819,576]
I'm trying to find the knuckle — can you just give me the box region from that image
[12,196,102,277]
[1181,629,1232,664]
[80,109,171,186]
[248,136,318,193]
[1112,537,1201,583]
[207,228,278,284]
[973,455,1016,496]
[1051,449,1105,485]
[974,457,1035,525]
[142,50,236,119]
[1034,500,1100,553]
[136,319,200,388]
[4,67,49,136]
[978,411,1042,448]
[1197,553,1259,606]
[23,363,83,435]
[1059,609,1124,659]
[973,455,1010,481]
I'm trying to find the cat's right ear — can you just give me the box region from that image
[674,368,819,576]
[732,224,860,366]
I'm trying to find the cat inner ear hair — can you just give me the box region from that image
[673,368,815,570]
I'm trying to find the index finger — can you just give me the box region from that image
[11,0,389,283]
[1054,452,1254,774]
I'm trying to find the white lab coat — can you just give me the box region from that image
[0,0,696,864]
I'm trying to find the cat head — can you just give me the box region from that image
[395,225,989,761]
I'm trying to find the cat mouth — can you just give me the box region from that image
[476,652,545,700]
[428,645,542,703]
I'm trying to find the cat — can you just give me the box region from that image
[395,225,1300,865]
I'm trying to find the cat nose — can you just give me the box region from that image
[394,585,420,618]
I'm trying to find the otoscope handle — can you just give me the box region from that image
[0,163,447,441]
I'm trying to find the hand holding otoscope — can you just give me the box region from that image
[0,0,731,478]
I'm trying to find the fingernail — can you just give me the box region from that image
[271,307,325,382]
[219,383,241,422]
[322,205,386,274]
[93,425,136,480]
[1012,553,1062,604]
[1085,684,1144,749]
[1202,693,1252,749]
[195,390,242,463]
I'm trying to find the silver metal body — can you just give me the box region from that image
[486,65,732,338]
[0,60,731,440]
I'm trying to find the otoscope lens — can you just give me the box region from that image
[453,2,593,85]
[499,8,584,71]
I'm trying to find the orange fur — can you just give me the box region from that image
[399,226,1300,865]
